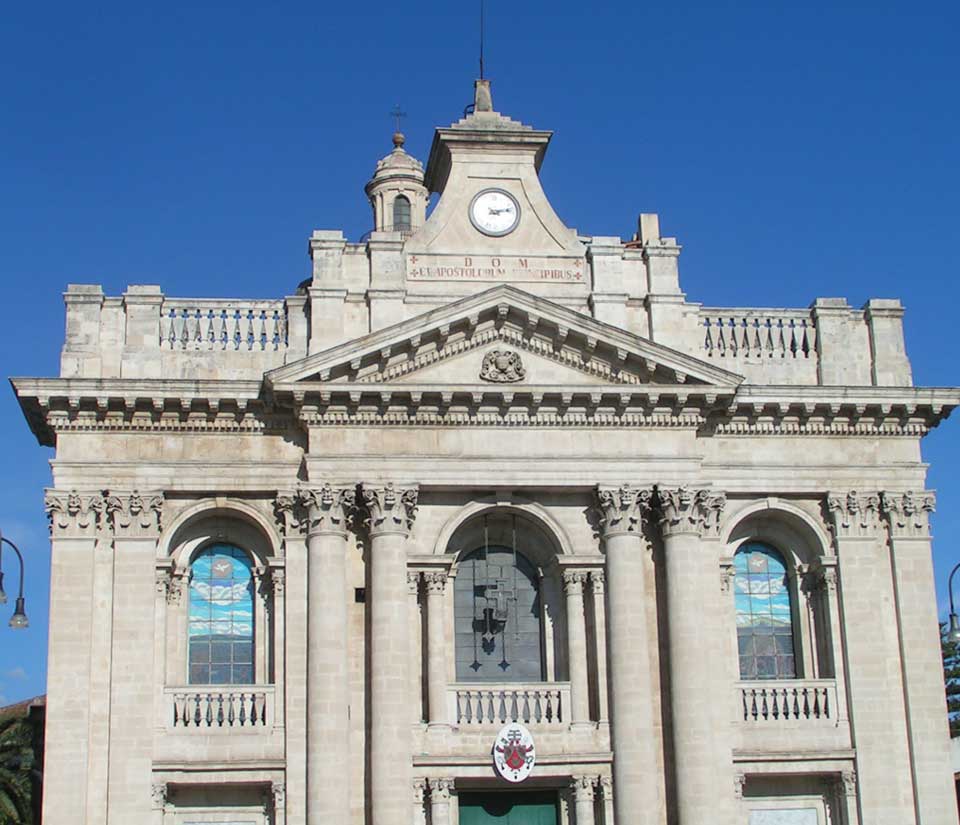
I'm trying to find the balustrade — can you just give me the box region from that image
[738,680,836,723]
[449,683,570,727]
[166,686,274,731]
[701,310,816,361]
[161,300,288,352]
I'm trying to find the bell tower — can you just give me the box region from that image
[364,131,428,235]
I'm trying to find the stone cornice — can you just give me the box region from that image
[657,487,726,538]
[360,483,419,538]
[881,490,936,539]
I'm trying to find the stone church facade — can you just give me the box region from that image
[12,81,960,825]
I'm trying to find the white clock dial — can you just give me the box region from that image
[469,189,520,236]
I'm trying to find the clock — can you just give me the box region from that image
[469,188,521,236]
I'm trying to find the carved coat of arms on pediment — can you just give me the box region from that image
[480,349,525,383]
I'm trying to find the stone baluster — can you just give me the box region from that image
[362,483,419,825]
[590,571,609,723]
[572,775,596,825]
[657,486,734,825]
[563,569,592,727]
[428,778,454,825]
[425,571,450,727]
[301,483,356,825]
[593,486,660,825]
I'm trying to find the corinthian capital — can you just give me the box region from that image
[361,483,419,537]
[826,490,882,539]
[45,489,107,539]
[657,487,726,538]
[299,483,357,537]
[881,490,936,539]
[594,485,654,537]
[104,490,164,538]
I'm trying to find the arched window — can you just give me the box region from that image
[454,544,543,682]
[734,542,796,680]
[188,544,255,685]
[393,194,412,230]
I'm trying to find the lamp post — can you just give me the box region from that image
[948,562,960,642]
[0,529,28,629]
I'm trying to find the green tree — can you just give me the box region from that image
[0,712,33,825]
[942,622,960,738]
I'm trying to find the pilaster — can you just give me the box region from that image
[826,490,915,824]
[424,571,449,727]
[562,569,592,727]
[571,775,596,825]
[881,491,958,824]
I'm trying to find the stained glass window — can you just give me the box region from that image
[188,544,255,685]
[734,542,796,680]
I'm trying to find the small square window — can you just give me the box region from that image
[211,641,232,664]
[190,664,210,684]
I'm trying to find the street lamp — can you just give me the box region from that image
[0,529,28,629]
[948,562,960,642]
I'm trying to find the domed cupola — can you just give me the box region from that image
[364,131,428,236]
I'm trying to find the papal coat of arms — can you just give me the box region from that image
[493,722,536,783]
[480,349,525,382]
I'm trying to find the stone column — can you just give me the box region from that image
[572,776,596,825]
[826,491,915,825]
[301,484,356,825]
[563,569,592,726]
[362,483,419,825]
[590,571,609,723]
[593,486,661,825]
[428,778,454,825]
[882,491,959,824]
[658,487,734,825]
[269,565,286,728]
[412,780,427,825]
[272,782,287,825]
[425,571,450,727]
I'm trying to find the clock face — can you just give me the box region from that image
[469,188,520,236]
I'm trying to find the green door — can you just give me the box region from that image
[458,791,558,825]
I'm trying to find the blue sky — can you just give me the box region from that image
[1,0,958,703]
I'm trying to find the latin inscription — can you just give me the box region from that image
[408,255,584,283]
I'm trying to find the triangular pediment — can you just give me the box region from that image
[266,286,743,394]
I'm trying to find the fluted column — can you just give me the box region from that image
[572,776,596,825]
[425,571,449,727]
[593,486,660,825]
[563,569,592,726]
[428,779,454,825]
[658,487,733,825]
[362,483,419,825]
[302,483,356,825]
